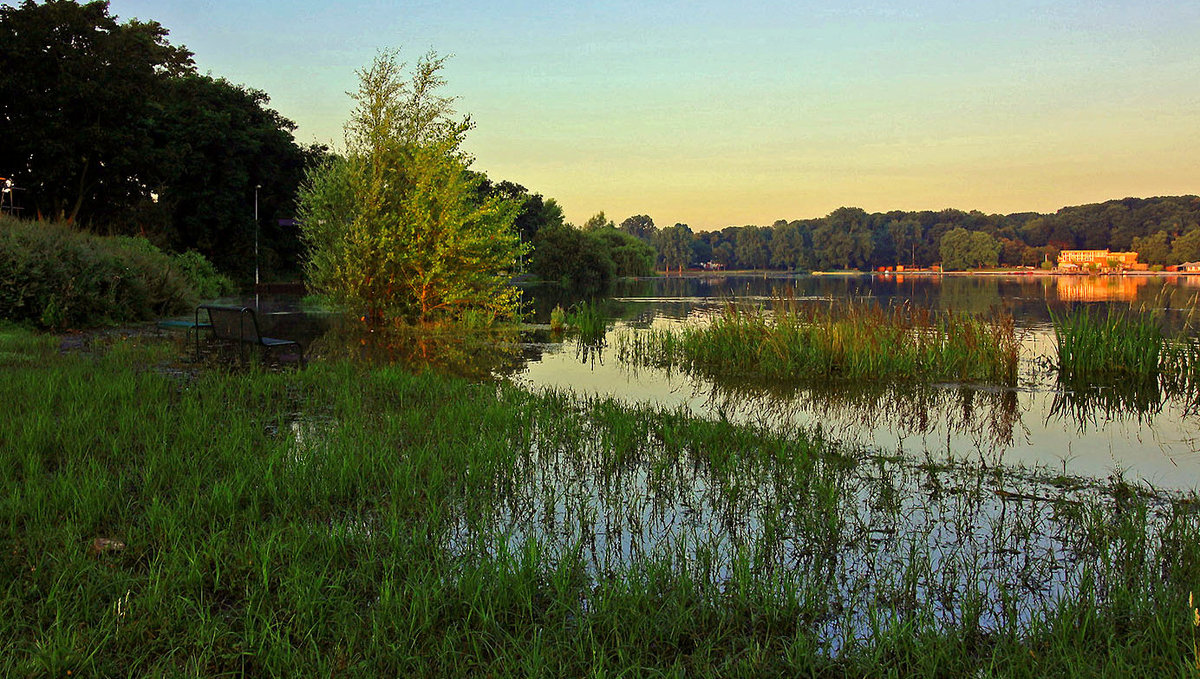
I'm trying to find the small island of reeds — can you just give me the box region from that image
[616,299,1020,386]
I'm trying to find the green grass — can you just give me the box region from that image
[616,300,1020,386]
[1051,306,1164,382]
[1051,306,1200,408]
[565,300,608,344]
[4,327,1200,676]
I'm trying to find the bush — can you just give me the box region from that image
[0,217,202,328]
[530,224,615,293]
[172,250,235,299]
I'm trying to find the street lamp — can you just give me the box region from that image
[254,184,262,288]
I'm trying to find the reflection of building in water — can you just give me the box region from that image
[1056,249,1142,272]
[1056,275,1147,302]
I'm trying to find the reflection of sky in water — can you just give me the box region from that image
[515,275,1200,490]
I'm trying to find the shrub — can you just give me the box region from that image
[172,250,235,299]
[0,217,200,328]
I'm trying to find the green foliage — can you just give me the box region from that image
[591,227,657,277]
[1133,231,1171,266]
[0,1,309,277]
[940,228,1001,270]
[565,300,608,344]
[1051,306,1162,383]
[0,217,197,328]
[474,177,564,243]
[1050,307,1200,396]
[617,300,1019,385]
[581,211,615,232]
[171,250,235,299]
[299,51,527,326]
[618,214,657,241]
[529,223,615,292]
[655,223,694,270]
[549,304,567,334]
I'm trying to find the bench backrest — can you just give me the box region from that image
[200,306,263,343]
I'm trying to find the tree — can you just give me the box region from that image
[582,211,614,232]
[0,1,313,279]
[1170,226,1200,265]
[298,51,526,325]
[0,0,193,223]
[591,227,656,277]
[734,225,771,269]
[529,223,614,292]
[812,207,873,270]
[152,73,309,275]
[1132,231,1171,266]
[940,228,1000,270]
[656,223,694,271]
[619,214,657,241]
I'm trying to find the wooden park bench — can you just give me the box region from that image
[194,305,305,365]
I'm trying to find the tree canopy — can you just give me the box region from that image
[0,0,310,276]
[298,51,526,325]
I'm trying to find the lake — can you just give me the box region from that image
[216,273,1200,489]
[515,274,1200,490]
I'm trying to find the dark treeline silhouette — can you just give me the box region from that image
[685,197,1200,271]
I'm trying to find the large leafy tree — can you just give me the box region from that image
[152,73,311,273]
[940,228,1000,270]
[0,0,309,277]
[0,0,192,223]
[656,223,694,271]
[298,51,526,325]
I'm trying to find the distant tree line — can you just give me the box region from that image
[521,197,1200,282]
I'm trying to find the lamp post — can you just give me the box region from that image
[254,184,262,288]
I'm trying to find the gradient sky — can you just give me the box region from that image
[104,0,1200,230]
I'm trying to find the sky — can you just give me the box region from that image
[103,0,1200,230]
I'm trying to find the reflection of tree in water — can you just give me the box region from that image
[937,277,1004,314]
[308,321,526,380]
[695,378,1023,452]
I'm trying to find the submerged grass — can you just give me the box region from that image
[1051,306,1200,405]
[4,327,1200,676]
[616,299,1019,386]
[565,300,608,345]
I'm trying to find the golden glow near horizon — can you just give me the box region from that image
[106,0,1200,229]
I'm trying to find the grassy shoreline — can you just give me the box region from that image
[4,326,1200,676]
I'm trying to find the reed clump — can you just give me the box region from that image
[1051,306,1200,400]
[1050,306,1162,381]
[617,300,1019,385]
[566,300,608,345]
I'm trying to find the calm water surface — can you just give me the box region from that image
[516,274,1200,490]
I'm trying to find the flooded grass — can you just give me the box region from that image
[1051,306,1163,381]
[615,300,1020,386]
[565,300,608,345]
[1052,307,1200,412]
[4,328,1200,675]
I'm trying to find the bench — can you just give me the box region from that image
[194,305,305,365]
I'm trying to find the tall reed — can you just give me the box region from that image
[566,301,608,345]
[1050,306,1162,381]
[617,300,1019,385]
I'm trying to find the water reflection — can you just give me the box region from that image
[220,276,1200,486]
[309,321,525,380]
[516,275,1200,486]
[679,378,1025,460]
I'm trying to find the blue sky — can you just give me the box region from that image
[105,0,1200,228]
